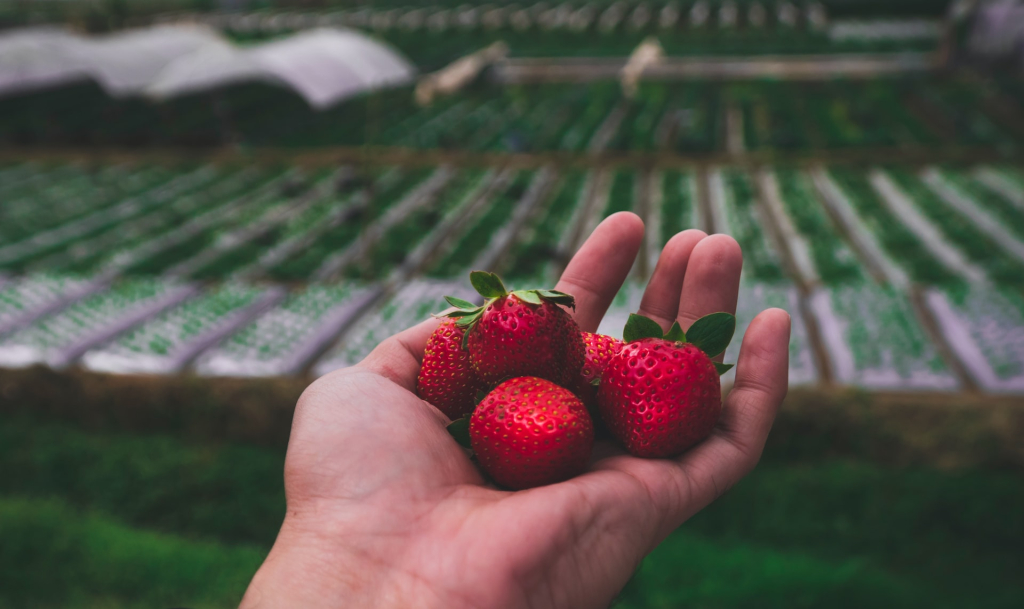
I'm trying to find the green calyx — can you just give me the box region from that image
[446,415,472,448]
[622,312,737,376]
[438,271,577,348]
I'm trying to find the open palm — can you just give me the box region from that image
[241,212,791,609]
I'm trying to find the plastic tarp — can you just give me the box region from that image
[0,25,227,97]
[0,25,415,109]
[147,28,416,109]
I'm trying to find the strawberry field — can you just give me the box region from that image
[3,2,1024,607]
[0,157,1020,395]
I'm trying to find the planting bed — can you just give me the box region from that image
[0,159,1019,395]
[195,284,378,378]
[827,168,959,286]
[82,283,285,375]
[884,168,1024,288]
[721,283,819,387]
[772,169,865,285]
[0,274,98,335]
[313,279,475,375]
[0,278,194,369]
[809,282,958,390]
[925,285,1024,393]
[709,168,786,282]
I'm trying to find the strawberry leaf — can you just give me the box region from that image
[445,295,478,310]
[470,271,507,299]
[442,309,478,318]
[457,310,483,348]
[686,312,736,358]
[512,290,543,305]
[454,310,481,328]
[446,416,472,448]
[663,321,686,343]
[589,377,601,386]
[536,290,576,309]
[433,307,459,318]
[714,362,734,375]
[623,313,664,343]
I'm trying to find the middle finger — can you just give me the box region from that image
[676,233,743,331]
[636,229,707,330]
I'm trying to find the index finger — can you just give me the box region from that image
[554,212,644,332]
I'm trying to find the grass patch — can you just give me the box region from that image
[0,417,285,546]
[0,496,264,609]
[0,417,1022,607]
[616,532,923,609]
[674,462,1024,607]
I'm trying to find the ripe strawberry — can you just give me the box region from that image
[470,376,594,489]
[441,271,584,387]
[598,313,736,458]
[417,320,487,420]
[572,332,624,410]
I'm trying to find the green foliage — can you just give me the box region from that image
[617,532,923,609]
[686,312,737,357]
[0,418,285,546]
[659,171,694,247]
[446,416,472,449]
[504,170,586,282]
[0,496,264,609]
[830,169,960,286]
[1,419,1022,608]
[886,168,1024,288]
[604,171,636,218]
[270,168,430,281]
[618,461,1024,608]
[623,313,665,343]
[471,270,508,298]
[722,170,786,282]
[775,168,864,285]
[125,230,214,276]
[429,172,532,277]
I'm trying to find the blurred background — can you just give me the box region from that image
[1,0,1023,607]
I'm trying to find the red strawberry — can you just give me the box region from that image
[417,320,487,420]
[598,313,736,458]
[470,376,594,489]
[441,271,584,387]
[572,332,624,410]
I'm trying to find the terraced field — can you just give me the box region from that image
[0,157,1020,395]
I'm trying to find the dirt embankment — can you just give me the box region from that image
[1,366,1022,469]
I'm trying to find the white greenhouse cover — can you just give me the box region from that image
[0,25,227,97]
[147,28,416,108]
[0,25,416,108]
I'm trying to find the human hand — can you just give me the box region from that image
[240,212,791,609]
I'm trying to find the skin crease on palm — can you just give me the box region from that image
[240,212,792,609]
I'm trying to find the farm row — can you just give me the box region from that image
[175,2,945,66]
[204,1,832,37]
[2,78,1018,153]
[1,159,1023,392]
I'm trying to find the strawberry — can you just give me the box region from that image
[469,376,594,489]
[417,320,487,420]
[598,312,737,458]
[572,332,624,410]
[441,271,585,387]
